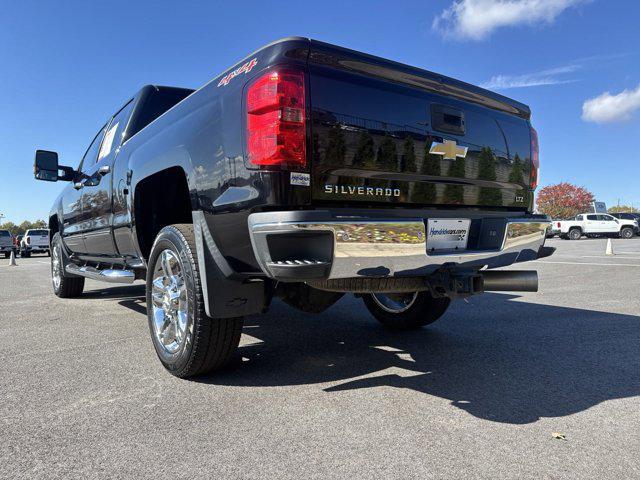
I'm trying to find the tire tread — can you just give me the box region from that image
[148,224,242,378]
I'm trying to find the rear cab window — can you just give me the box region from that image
[27,230,49,236]
[0,230,10,237]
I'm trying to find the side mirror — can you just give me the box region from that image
[34,150,76,182]
[34,150,59,181]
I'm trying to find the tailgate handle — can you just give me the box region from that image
[431,104,466,135]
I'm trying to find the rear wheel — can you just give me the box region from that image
[146,224,243,378]
[568,228,582,240]
[51,234,85,298]
[620,227,634,239]
[363,291,451,330]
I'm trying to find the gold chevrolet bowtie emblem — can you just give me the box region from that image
[429,140,468,160]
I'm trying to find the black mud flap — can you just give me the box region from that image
[193,211,265,318]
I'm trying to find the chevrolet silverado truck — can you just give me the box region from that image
[557,213,637,240]
[34,38,552,378]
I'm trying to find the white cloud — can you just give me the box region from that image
[481,64,579,89]
[582,84,640,123]
[432,0,588,40]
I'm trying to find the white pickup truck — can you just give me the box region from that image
[20,229,50,257]
[557,213,637,240]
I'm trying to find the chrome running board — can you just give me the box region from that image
[65,264,135,284]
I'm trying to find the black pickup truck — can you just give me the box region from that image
[34,38,552,378]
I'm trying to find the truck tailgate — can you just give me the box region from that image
[307,41,534,210]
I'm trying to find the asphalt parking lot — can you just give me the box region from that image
[1,237,639,479]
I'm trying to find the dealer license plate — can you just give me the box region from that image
[426,219,471,252]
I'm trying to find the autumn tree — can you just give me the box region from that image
[536,183,594,219]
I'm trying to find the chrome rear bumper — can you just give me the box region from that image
[248,211,550,281]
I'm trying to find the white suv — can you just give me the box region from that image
[20,229,50,257]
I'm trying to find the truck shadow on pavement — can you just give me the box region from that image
[203,293,640,425]
[82,284,147,314]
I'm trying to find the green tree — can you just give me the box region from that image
[352,132,375,168]
[508,153,525,184]
[608,205,639,213]
[477,147,502,205]
[401,136,417,172]
[325,125,346,163]
[0,219,47,235]
[443,157,465,204]
[376,134,397,170]
[0,221,18,234]
[413,147,441,204]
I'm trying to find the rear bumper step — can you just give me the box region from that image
[66,264,135,284]
[248,210,551,282]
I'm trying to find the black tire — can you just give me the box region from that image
[568,228,582,240]
[51,233,85,298]
[146,224,243,378]
[363,291,451,330]
[3,252,8,259]
[620,227,634,239]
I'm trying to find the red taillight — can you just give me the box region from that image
[557,222,561,228]
[246,69,306,168]
[530,126,539,190]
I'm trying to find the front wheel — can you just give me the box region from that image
[620,227,634,239]
[363,291,451,330]
[146,224,243,378]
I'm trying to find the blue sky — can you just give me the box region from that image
[1,0,639,223]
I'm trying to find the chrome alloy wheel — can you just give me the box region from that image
[51,244,62,290]
[371,292,419,314]
[151,249,189,354]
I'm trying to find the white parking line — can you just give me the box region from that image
[537,260,640,267]
[581,255,640,260]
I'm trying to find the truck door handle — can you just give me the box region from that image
[98,165,111,176]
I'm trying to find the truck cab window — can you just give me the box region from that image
[586,215,598,221]
[79,125,107,173]
[99,101,134,161]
